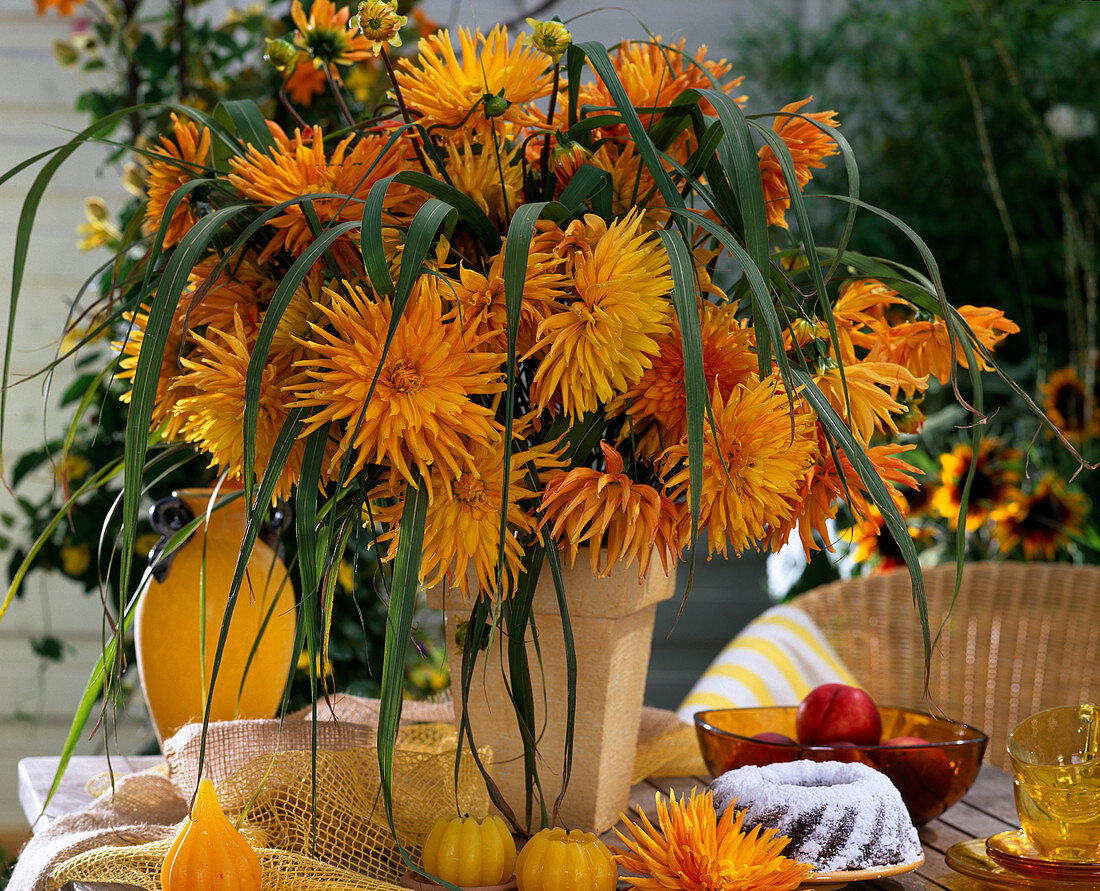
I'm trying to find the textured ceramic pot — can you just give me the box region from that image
[427,555,676,833]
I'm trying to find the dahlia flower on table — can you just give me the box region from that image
[5,0,1047,843]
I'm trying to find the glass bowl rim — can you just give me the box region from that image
[693,704,989,751]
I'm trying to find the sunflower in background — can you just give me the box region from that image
[931,438,1022,532]
[991,474,1089,561]
[1042,366,1100,443]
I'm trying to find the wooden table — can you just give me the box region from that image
[20,756,1021,889]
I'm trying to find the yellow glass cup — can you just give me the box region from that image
[1007,704,1100,861]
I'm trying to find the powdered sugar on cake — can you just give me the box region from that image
[709,760,923,872]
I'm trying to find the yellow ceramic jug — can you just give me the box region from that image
[135,487,296,744]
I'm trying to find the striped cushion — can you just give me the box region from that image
[676,603,857,722]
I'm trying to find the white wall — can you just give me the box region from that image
[0,0,146,833]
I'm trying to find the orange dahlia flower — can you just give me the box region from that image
[613,788,812,891]
[759,97,840,229]
[539,441,678,579]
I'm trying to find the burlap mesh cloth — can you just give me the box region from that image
[12,696,704,891]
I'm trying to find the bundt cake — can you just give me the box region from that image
[709,760,922,872]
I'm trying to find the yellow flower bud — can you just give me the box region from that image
[76,196,120,252]
[550,140,593,185]
[264,37,299,72]
[522,17,571,62]
[52,39,79,68]
[122,162,145,197]
[58,452,92,484]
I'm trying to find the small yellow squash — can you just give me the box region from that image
[161,778,261,891]
[515,827,616,891]
[421,814,517,887]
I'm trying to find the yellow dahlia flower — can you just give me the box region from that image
[395,26,553,133]
[228,127,416,266]
[350,0,407,53]
[530,210,672,417]
[878,305,1019,385]
[612,299,757,458]
[519,17,571,63]
[291,0,372,68]
[440,244,567,356]
[171,312,309,501]
[376,434,558,600]
[759,97,840,229]
[664,377,817,557]
[142,113,212,249]
[811,360,928,446]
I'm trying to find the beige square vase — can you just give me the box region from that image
[427,556,677,834]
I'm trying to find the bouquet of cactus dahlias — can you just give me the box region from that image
[5,0,1052,841]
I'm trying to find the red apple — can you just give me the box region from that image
[723,732,800,771]
[883,736,933,747]
[806,741,868,764]
[752,732,798,745]
[795,683,882,747]
[872,736,954,823]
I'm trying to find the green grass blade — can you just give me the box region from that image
[503,548,549,829]
[664,208,793,389]
[242,220,360,495]
[574,42,686,214]
[792,367,930,670]
[376,469,434,881]
[192,406,307,784]
[498,202,547,599]
[119,204,252,602]
[534,515,576,828]
[2,107,148,459]
[656,229,707,582]
[215,99,277,155]
[698,89,768,274]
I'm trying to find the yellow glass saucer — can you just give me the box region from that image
[946,837,1099,889]
[986,830,1100,878]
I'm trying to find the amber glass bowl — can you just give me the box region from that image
[694,706,988,825]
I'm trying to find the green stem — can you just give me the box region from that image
[379,45,432,175]
[279,84,311,131]
[323,63,356,129]
[540,63,560,199]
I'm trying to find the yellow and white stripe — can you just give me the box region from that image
[676,604,857,722]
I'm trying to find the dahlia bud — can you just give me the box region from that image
[522,17,571,63]
[52,38,79,68]
[263,37,298,72]
[550,139,593,185]
[483,92,511,118]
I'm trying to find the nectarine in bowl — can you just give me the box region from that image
[693,705,988,825]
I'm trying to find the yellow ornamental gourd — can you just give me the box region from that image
[162,778,261,891]
[421,815,517,887]
[515,828,616,891]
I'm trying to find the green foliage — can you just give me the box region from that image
[737,0,1100,574]
[734,0,1099,367]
